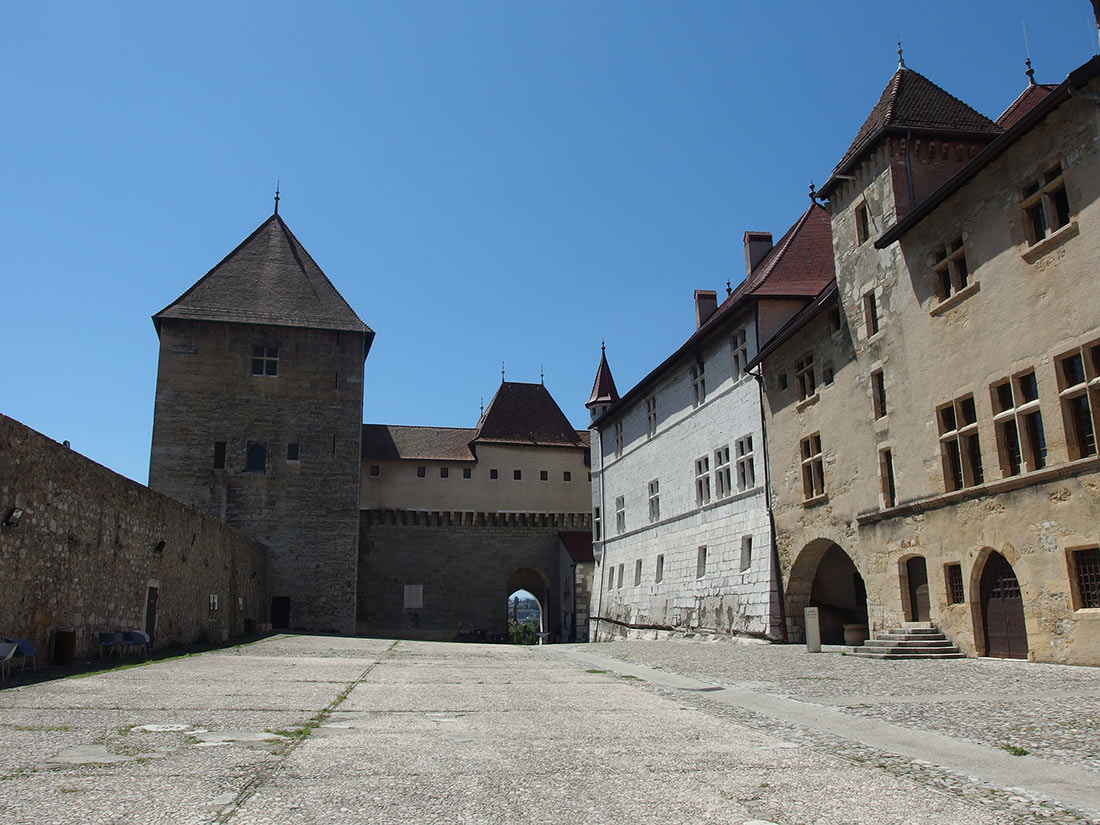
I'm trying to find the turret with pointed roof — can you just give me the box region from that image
[149,210,370,635]
[585,344,619,423]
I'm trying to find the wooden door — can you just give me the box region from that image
[980,553,1027,659]
[906,557,930,622]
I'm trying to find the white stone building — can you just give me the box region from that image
[587,204,835,640]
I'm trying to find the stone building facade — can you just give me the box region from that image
[0,413,267,659]
[753,55,1100,664]
[587,206,834,641]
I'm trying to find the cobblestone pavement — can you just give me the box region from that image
[0,635,1096,824]
[561,638,1100,824]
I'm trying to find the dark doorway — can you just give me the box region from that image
[808,544,868,644]
[144,587,159,639]
[980,552,1028,659]
[271,596,290,629]
[906,557,930,622]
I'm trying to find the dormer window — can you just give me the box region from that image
[252,346,278,376]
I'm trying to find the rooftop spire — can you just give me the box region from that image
[1025,57,1036,86]
[809,181,818,203]
[897,37,906,70]
[273,179,280,215]
[586,343,620,409]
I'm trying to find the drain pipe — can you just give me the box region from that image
[748,353,788,643]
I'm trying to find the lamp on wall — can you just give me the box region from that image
[3,507,24,528]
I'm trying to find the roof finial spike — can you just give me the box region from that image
[897,36,906,70]
[809,180,818,203]
[480,397,484,417]
[540,365,544,385]
[501,361,505,383]
[273,179,280,215]
[726,280,732,297]
[1025,57,1036,85]
[601,340,606,356]
[1022,22,1036,85]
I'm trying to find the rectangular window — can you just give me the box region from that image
[690,360,706,407]
[823,362,834,386]
[645,396,657,439]
[945,563,965,604]
[416,466,426,478]
[795,353,816,401]
[731,328,748,376]
[740,536,752,573]
[634,559,642,587]
[608,566,615,589]
[1022,163,1071,245]
[440,467,449,479]
[617,563,624,590]
[615,496,626,534]
[251,345,278,376]
[863,292,880,337]
[1072,548,1100,609]
[539,470,548,481]
[694,456,711,505]
[991,370,1047,476]
[246,442,266,472]
[1057,345,1099,460]
[855,203,870,245]
[463,467,472,479]
[647,479,660,523]
[937,394,984,491]
[489,468,498,480]
[613,421,624,457]
[713,446,732,499]
[655,554,664,583]
[735,436,755,489]
[563,471,571,482]
[932,238,970,301]
[287,443,299,462]
[213,441,226,469]
[593,507,601,541]
[369,464,380,477]
[513,469,522,480]
[696,546,707,579]
[871,370,887,419]
[800,433,824,501]
[879,448,896,508]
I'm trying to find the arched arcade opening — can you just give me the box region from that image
[506,567,549,644]
[786,540,868,644]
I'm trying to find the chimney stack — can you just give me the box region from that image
[694,290,718,328]
[744,231,773,275]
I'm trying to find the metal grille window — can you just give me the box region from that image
[731,328,748,376]
[615,496,626,534]
[871,369,887,419]
[991,370,1047,476]
[251,345,278,376]
[863,292,880,337]
[690,360,707,407]
[694,456,711,505]
[945,563,965,604]
[1072,548,1100,609]
[932,238,970,300]
[1022,163,1071,245]
[647,479,660,523]
[735,436,755,489]
[937,395,984,491]
[879,448,896,508]
[713,446,732,499]
[1056,344,1100,460]
[645,396,657,438]
[795,353,816,401]
[800,433,824,501]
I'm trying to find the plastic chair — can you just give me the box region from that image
[4,638,36,674]
[0,643,17,683]
[98,632,124,659]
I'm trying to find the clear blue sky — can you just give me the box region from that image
[2,2,1095,483]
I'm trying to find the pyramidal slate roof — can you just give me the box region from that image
[823,67,1000,194]
[474,382,586,448]
[586,346,620,407]
[154,214,371,335]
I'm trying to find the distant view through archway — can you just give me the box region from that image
[507,589,543,644]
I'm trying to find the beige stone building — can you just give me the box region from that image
[753,55,1100,664]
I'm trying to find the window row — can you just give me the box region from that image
[695,437,756,505]
[213,440,299,472]
[605,539,754,590]
[378,466,575,482]
[942,547,1098,611]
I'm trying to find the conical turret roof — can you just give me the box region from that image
[154,214,371,335]
[586,346,619,408]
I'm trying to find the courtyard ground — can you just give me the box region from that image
[0,634,1097,824]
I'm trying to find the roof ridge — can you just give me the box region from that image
[746,202,816,292]
[274,216,367,327]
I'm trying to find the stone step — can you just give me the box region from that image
[864,638,954,649]
[847,649,967,660]
[875,628,944,637]
[859,644,961,655]
[902,621,936,629]
[848,623,965,660]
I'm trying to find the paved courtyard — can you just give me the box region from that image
[0,635,1097,824]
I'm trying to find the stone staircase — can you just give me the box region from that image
[847,622,965,660]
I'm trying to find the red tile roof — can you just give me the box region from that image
[822,68,1001,196]
[997,82,1057,129]
[586,346,620,407]
[559,531,594,563]
[474,382,587,448]
[361,425,476,461]
[155,214,371,336]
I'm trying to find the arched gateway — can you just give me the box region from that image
[786,540,868,644]
[978,551,1028,659]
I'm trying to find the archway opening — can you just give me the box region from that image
[506,567,549,644]
[977,551,1028,659]
[901,555,930,622]
[786,540,867,644]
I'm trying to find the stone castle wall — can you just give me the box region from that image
[0,414,268,659]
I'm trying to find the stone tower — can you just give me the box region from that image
[149,211,373,633]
